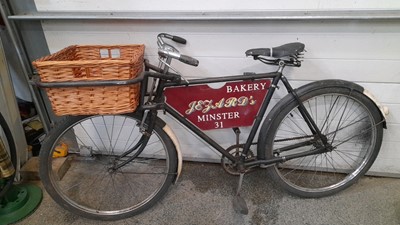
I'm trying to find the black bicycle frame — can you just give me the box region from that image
[163,72,281,163]
[143,62,327,168]
[31,60,326,168]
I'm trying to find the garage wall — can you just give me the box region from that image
[34,0,400,176]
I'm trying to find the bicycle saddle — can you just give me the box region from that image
[245,42,305,58]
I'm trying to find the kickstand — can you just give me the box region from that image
[232,173,249,215]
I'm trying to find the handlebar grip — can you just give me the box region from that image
[172,35,187,44]
[179,54,199,67]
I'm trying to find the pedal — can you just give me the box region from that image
[233,195,249,215]
[232,173,249,215]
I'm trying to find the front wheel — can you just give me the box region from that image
[39,114,178,220]
[261,85,383,198]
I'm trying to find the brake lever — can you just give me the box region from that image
[158,57,189,84]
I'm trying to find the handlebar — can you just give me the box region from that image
[179,54,199,67]
[158,49,199,67]
[158,33,187,45]
[157,33,199,67]
[171,35,187,44]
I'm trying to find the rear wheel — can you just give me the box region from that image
[263,86,383,197]
[39,114,178,220]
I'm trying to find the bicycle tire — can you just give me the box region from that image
[259,81,383,198]
[39,114,178,220]
[0,112,17,198]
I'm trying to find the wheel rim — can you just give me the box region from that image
[45,115,171,216]
[272,93,377,193]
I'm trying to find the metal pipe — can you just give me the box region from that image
[0,0,51,132]
[30,73,145,88]
[164,72,279,87]
[7,10,400,21]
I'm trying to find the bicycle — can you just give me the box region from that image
[33,33,386,220]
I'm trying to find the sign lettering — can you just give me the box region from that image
[164,79,271,130]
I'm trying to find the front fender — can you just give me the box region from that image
[162,123,182,184]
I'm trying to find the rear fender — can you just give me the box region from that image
[257,79,387,159]
[363,89,388,128]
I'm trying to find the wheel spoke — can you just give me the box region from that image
[268,89,382,197]
[41,115,177,219]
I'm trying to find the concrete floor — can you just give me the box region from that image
[12,162,400,225]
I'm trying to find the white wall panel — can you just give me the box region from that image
[34,1,400,175]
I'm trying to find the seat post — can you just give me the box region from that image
[277,60,286,73]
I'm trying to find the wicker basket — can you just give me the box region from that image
[32,44,144,116]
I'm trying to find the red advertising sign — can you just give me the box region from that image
[164,79,271,130]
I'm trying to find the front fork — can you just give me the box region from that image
[110,109,158,171]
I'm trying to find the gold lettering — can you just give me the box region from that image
[224,97,238,108]
[185,96,257,115]
[249,96,256,105]
[237,96,248,106]
[185,101,197,115]
[195,101,204,111]
[202,100,213,113]
[214,98,225,109]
